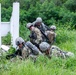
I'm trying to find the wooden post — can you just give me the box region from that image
[11,2,19,48]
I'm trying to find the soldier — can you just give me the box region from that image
[50,25,57,43]
[45,31,55,44]
[26,23,43,48]
[6,37,30,60]
[39,42,74,59]
[51,45,74,58]
[33,17,51,42]
[33,17,50,32]
[50,25,56,32]
[39,42,52,58]
[6,37,42,60]
[45,25,56,44]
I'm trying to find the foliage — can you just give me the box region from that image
[64,0,76,12]
[0,27,76,75]
[2,32,11,45]
[0,57,76,75]
[8,46,16,54]
[1,7,12,22]
[19,22,30,41]
[0,0,76,74]
[0,0,76,30]
[56,27,74,44]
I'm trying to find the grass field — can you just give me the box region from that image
[0,28,76,75]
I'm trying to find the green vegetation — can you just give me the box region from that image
[0,57,76,75]
[0,28,76,75]
[2,32,11,45]
[0,0,76,39]
[0,0,76,75]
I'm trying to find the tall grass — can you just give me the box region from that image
[0,28,76,75]
[0,57,76,75]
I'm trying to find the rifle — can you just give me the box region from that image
[6,49,22,59]
[29,31,37,39]
[39,28,49,42]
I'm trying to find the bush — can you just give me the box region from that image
[1,7,12,22]
[64,0,76,12]
[56,27,74,44]
[19,22,30,41]
[2,32,11,45]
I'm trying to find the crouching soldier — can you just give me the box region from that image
[6,37,42,60]
[50,25,56,42]
[33,17,50,32]
[6,37,30,60]
[33,17,50,42]
[45,25,56,44]
[26,23,43,48]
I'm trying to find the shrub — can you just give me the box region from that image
[64,0,76,12]
[2,32,11,45]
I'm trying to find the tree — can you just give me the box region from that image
[64,0,76,12]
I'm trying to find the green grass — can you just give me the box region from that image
[0,57,76,75]
[0,28,76,75]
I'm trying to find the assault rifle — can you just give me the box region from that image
[39,28,50,43]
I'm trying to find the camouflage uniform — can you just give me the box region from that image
[26,23,43,48]
[11,41,42,60]
[30,27,42,44]
[51,45,74,58]
[50,45,66,58]
[34,22,49,32]
[15,37,30,59]
[39,42,74,59]
[33,17,50,32]
[45,31,55,44]
[50,25,57,42]
[6,37,30,60]
[33,17,50,42]
[44,25,57,44]
[21,45,30,59]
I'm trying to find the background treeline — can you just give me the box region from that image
[0,0,76,39]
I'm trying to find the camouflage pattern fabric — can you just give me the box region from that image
[45,31,55,44]
[31,27,42,44]
[50,45,66,58]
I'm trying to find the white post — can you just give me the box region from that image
[11,2,19,48]
[0,3,1,48]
